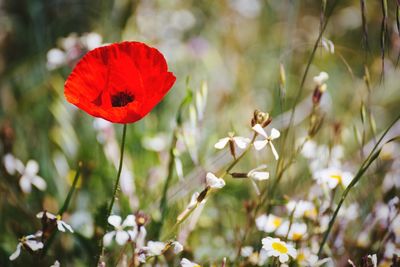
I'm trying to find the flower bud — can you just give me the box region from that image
[251,110,272,127]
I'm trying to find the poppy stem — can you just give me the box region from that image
[95,124,127,266]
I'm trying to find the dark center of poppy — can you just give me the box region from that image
[111,92,135,107]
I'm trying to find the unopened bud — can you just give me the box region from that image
[251,110,272,127]
[230,172,248,178]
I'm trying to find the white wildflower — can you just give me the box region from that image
[206,172,225,189]
[313,72,329,86]
[214,132,250,150]
[262,237,297,263]
[145,241,165,256]
[36,211,73,233]
[9,231,43,261]
[256,214,284,233]
[314,167,353,189]
[181,258,201,267]
[172,241,184,254]
[252,124,280,160]
[248,164,270,181]
[286,200,317,220]
[3,154,46,193]
[103,215,136,246]
[50,260,61,267]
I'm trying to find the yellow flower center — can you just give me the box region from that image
[272,218,282,227]
[304,208,317,219]
[292,233,303,240]
[272,241,288,254]
[56,214,62,221]
[297,252,305,261]
[330,174,342,183]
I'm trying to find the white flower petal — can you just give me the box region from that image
[254,140,268,150]
[128,228,138,240]
[9,243,22,261]
[115,230,129,245]
[252,124,268,138]
[147,241,165,256]
[206,172,225,189]
[233,137,250,149]
[269,142,279,160]
[60,221,74,233]
[256,215,268,231]
[250,171,269,181]
[50,260,60,267]
[25,160,39,176]
[57,221,66,232]
[181,258,200,267]
[270,128,281,139]
[103,231,116,247]
[172,241,183,254]
[122,215,136,227]
[25,240,43,251]
[19,176,32,193]
[32,176,47,191]
[279,253,289,263]
[108,215,122,228]
[214,137,230,149]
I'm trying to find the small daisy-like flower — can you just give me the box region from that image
[314,167,353,189]
[256,214,284,233]
[214,132,250,158]
[103,215,136,246]
[36,211,74,233]
[9,231,44,261]
[290,223,308,241]
[206,172,225,189]
[262,237,297,263]
[252,124,280,160]
[296,247,330,267]
[181,258,201,267]
[286,200,317,220]
[50,260,61,267]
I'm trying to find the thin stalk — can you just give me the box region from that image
[95,124,128,266]
[268,0,340,213]
[41,163,82,257]
[318,114,400,256]
[156,129,178,239]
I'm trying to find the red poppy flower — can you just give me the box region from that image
[64,41,176,124]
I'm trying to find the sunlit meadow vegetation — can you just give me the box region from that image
[0,0,400,266]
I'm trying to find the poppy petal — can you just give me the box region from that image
[64,41,176,123]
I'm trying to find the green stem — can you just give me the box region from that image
[156,129,178,239]
[41,162,82,257]
[317,114,400,256]
[95,124,128,266]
